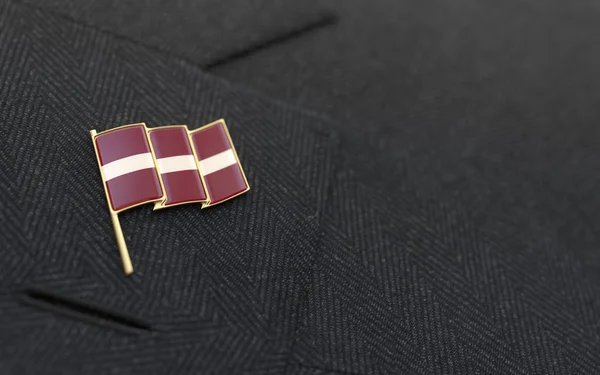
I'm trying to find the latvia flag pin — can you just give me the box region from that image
[90,120,249,275]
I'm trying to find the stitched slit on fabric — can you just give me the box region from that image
[20,288,152,334]
[204,13,337,70]
[17,0,336,70]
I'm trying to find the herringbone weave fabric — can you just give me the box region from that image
[0,0,599,374]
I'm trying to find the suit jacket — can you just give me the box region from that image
[1,0,599,374]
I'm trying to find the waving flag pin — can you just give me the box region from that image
[90,120,249,275]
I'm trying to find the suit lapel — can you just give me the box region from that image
[0,2,340,373]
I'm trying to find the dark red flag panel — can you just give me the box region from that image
[148,126,208,208]
[93,124,163,212]
[190,121,249,207]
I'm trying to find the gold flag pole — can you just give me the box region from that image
[109,211,133,275]
[90,130,134,276]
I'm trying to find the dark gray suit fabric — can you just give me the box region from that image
[210,0,600,132]
[0,1,337,374]
[1,1,600,375]
[214,2,600,373]
[21,0,331,67]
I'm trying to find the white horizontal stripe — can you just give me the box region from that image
[157,155,198,174]
[200,149,237,175]
[102,153,155,181]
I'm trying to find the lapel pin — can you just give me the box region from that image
[90,119,249,275]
